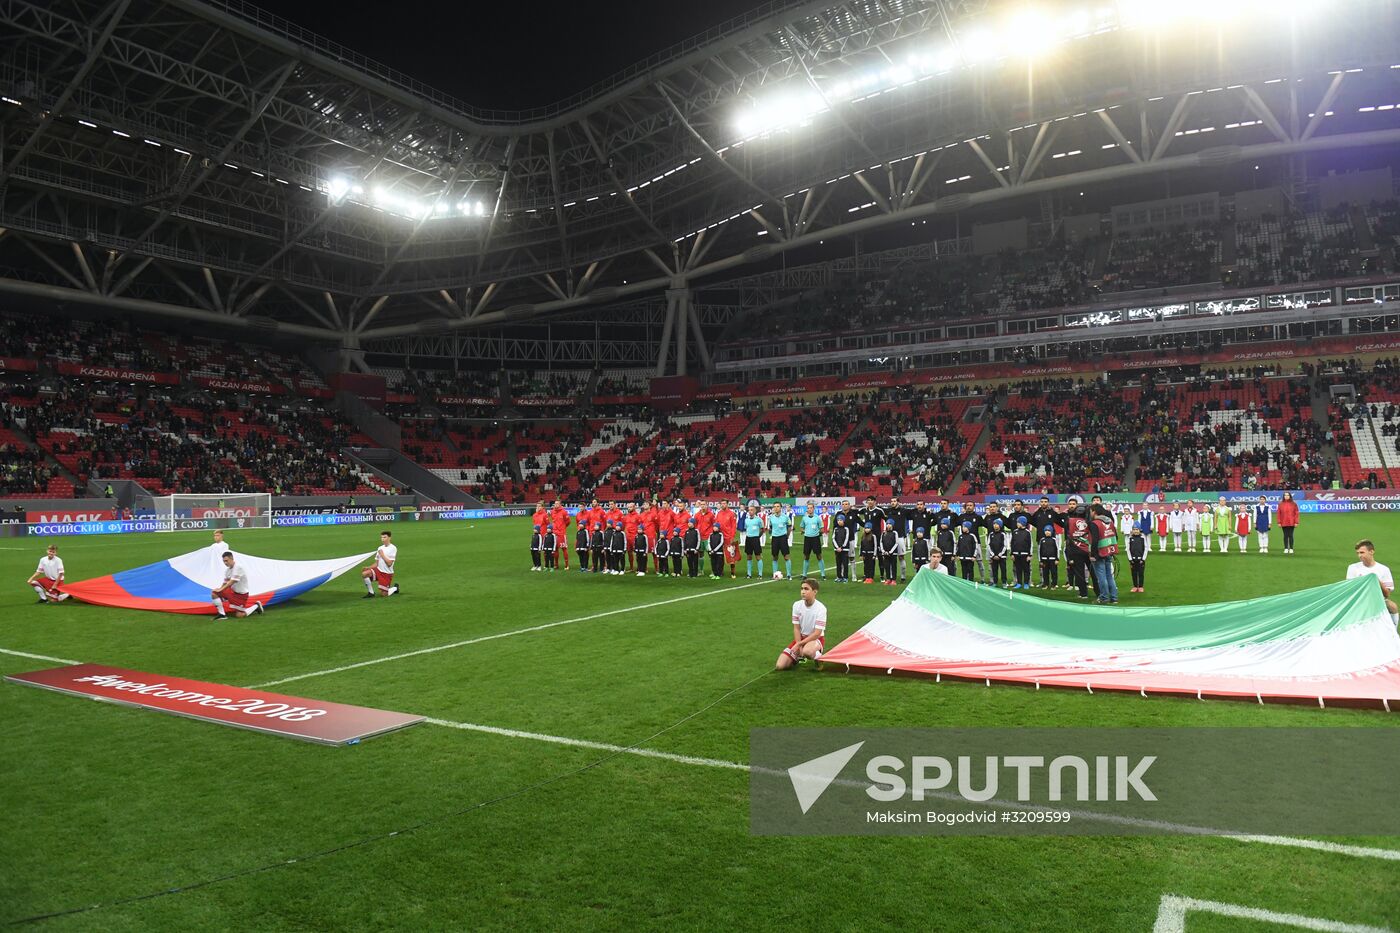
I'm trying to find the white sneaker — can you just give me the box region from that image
[636,571,644,577]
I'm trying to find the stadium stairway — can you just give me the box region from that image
[1351,204,1376,255]
[346,448,468,503]
[1123,450,1142,492]
[829,409,874,464]
[945,405,994,496]
[1310,391,1351,485]
[5,420,85,492]
[505,432,523,482]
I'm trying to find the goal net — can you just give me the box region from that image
[151,493,272,531]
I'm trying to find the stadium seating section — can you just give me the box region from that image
[3,198,1400,503]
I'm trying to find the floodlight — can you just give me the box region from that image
[959,27,999,62]
[327,176,350,203]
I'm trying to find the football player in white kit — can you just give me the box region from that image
[775,578,827,670]
[1346,539,1398,627]
[362,531,399,597]
[27,544,70,603]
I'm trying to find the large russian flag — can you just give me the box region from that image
[62,547,374,614]
[821,570,1400,708]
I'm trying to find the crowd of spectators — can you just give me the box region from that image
[9,384,391,496]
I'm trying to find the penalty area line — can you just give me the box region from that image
[249,578,778,689]
[1153,894,1393,932]
[424,716,1400,864]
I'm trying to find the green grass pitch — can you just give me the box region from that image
[1,515,1397,930]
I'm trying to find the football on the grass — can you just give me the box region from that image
[773,571,783,579]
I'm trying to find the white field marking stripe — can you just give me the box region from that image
[249,579,777,689]
[424,716,1400,863]
[0,647,81,665]
[1153,894,1393,933]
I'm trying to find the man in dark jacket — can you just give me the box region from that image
[1030,497,1059,544]
[932,498,956,530]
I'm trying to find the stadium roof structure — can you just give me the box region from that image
[1,0,1399,371]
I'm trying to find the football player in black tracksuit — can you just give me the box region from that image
[888,497,916,581]
[708,527,725,578]
[878,525,899,585]
[1031,499,1059,546]
[987,519,1008,587]
[542,529,557,571]
[911,503,934,540]
[633,528,651,577]
[670,528,684,577]
[959,503,986,582]
[530,528,544,570]
[957,503,981,535]
[1010,517,1034,589]
[859,522,878,583]
[1038,525,1059,588]
[831,515,852,583]
[860,497,887,538]
[575,524,591,572]
[955,520,980,580]
[932,499,956,531]
[911,528,931,572]
[684,521,701,578]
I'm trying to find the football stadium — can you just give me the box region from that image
[2,0,1400,928]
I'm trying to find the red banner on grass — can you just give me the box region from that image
[56,363,179,385]
[5,664,424,746]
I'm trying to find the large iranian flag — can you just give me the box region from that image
[820,571,1400,708]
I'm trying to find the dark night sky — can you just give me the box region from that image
[280,0,766,112]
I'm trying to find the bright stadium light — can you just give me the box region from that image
[327,176,350,203]
[1003,9,1064,58]
[959,27,1000,63]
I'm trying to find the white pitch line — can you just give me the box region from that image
[250,579,777,689]
[1153,894,1393,932]
[424,716,1400,863]
[0,647,80,665]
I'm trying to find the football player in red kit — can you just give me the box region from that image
[550,498,571,570]
[622,502,642,571]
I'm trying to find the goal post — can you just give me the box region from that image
[150,493,273,531]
